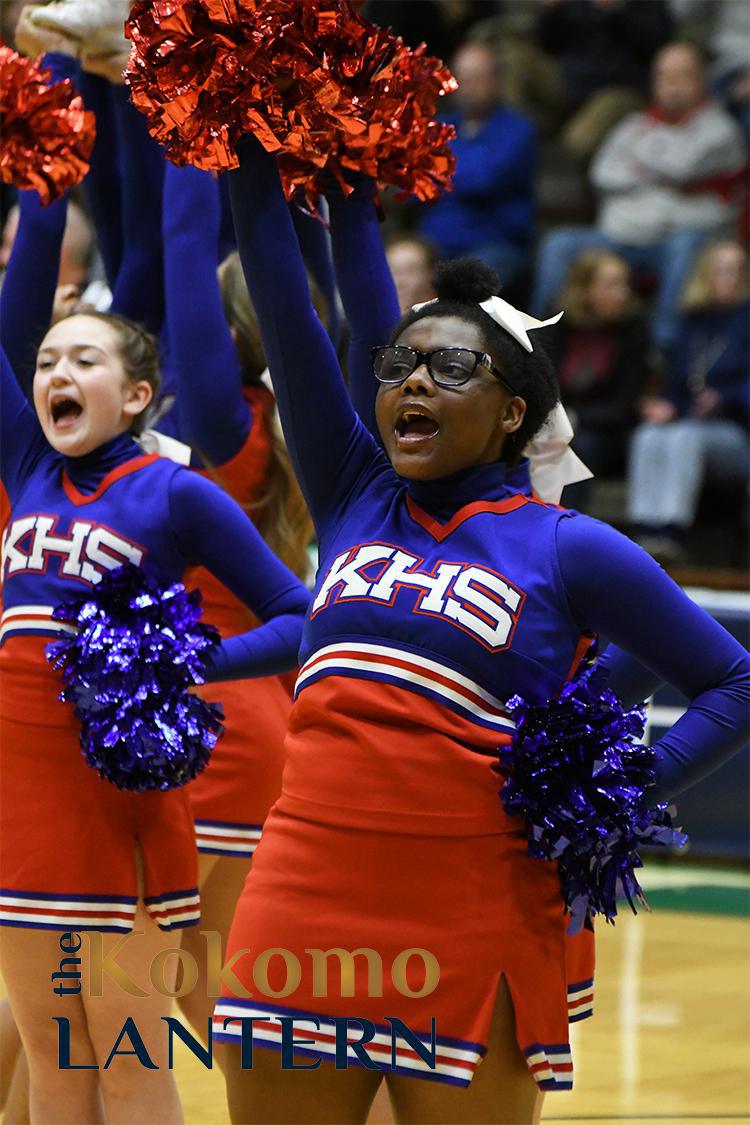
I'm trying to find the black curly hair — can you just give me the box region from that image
[389,259,559,467]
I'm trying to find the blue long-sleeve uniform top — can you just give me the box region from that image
[0,54,78,388]
[1,55,166,398]
[0,347,309,681]
[326,173,401,438]
[162,162,250,466]
[161,162,342,466]
[666,302,750,427]
[419,106,536,257]
[228,133,749,805]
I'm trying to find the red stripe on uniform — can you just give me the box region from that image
[2,904,134,920]
[302,647,509,720]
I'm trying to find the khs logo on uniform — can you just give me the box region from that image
[2,515,144,586]
[312,542,525,651]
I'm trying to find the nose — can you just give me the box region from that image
[49,358,73,383]
[400,359,434,396]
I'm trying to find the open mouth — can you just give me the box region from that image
[395,410,440,444]
[50,397,83,428]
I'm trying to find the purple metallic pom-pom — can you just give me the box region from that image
[46,563,224,792]
[497,665,687,934]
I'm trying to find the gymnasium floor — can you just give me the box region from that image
[2,861,747,1124]
[174,861,750,1125]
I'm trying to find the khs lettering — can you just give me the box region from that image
[2,516,144,586]
[312,543,525,651]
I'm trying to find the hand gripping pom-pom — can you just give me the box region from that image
[496,666,687,934]
[0,45,96,204]
[46,564,224,791]
[124,0,456,205]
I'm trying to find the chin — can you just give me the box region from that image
[390,453,450,481]
[44,427,94,458]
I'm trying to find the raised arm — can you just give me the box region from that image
[227,134,380,530]
[162,162,250,465]
[0,190,66,390]
[326,175,400,439]
[0,53,78,389]
[290,204,342,350]
[1,346,48,500]
[557,515,750,801]
[168,470,309,679]
[109,84,164,333]
[76,71,123,287]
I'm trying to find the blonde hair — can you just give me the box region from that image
[218,252,314,580]
[557,248,638,326]
[680,240,749,312]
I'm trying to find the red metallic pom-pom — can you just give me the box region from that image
[125,0,456,203]
[0,45,96,204]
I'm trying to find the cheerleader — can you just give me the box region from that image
[211,134,749,1125]
[0,313,308,1123]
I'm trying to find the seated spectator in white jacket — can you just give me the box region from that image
[531,41,746,350]
[626,239,749,561]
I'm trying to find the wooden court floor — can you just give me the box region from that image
[174,865,750,1125]
[2,864,748,1124]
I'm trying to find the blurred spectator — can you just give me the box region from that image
[385,235,438,314]
[531,42,747,351]
[418,41,536,289]
[535,0,673,161]
[671,0,750,138]
[627,239,749,560]
[0,0,27,45]
[0,197,96,321]
[363,1,494,63]
[542,249,654,510]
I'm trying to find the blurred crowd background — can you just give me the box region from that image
[1,0,748,577]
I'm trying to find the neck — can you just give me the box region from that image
[63,430,142,494]
[406,459,530,520]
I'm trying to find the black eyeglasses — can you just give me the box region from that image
[371,346,517,393]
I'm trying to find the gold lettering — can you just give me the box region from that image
[86,932,148,998]
[391,948,440,998]
[149,948,199,998]
[253,949,301,999]
[202,931,252,999]
[305,947,383,998]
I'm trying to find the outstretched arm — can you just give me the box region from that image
[0,53,78,389]
[326,175,400,439]
[76,70,123,287]
[0,346,48,500]
[557,515,750,801]
[168,470,309,679]
[109,84,164,333]
[290,204,342,350]
[0,190,66,390]
[227,134,380,531]
[162,163,250,465]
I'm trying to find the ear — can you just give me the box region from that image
[498,394,526,435]
[122,379,154,421]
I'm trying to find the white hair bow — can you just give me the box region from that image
[410,294,592,504]
[412,294,563,352]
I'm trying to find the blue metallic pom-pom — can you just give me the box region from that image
[46,563,224,791]
[497,665,687,934]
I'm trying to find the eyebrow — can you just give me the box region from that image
[37,343,107,358]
